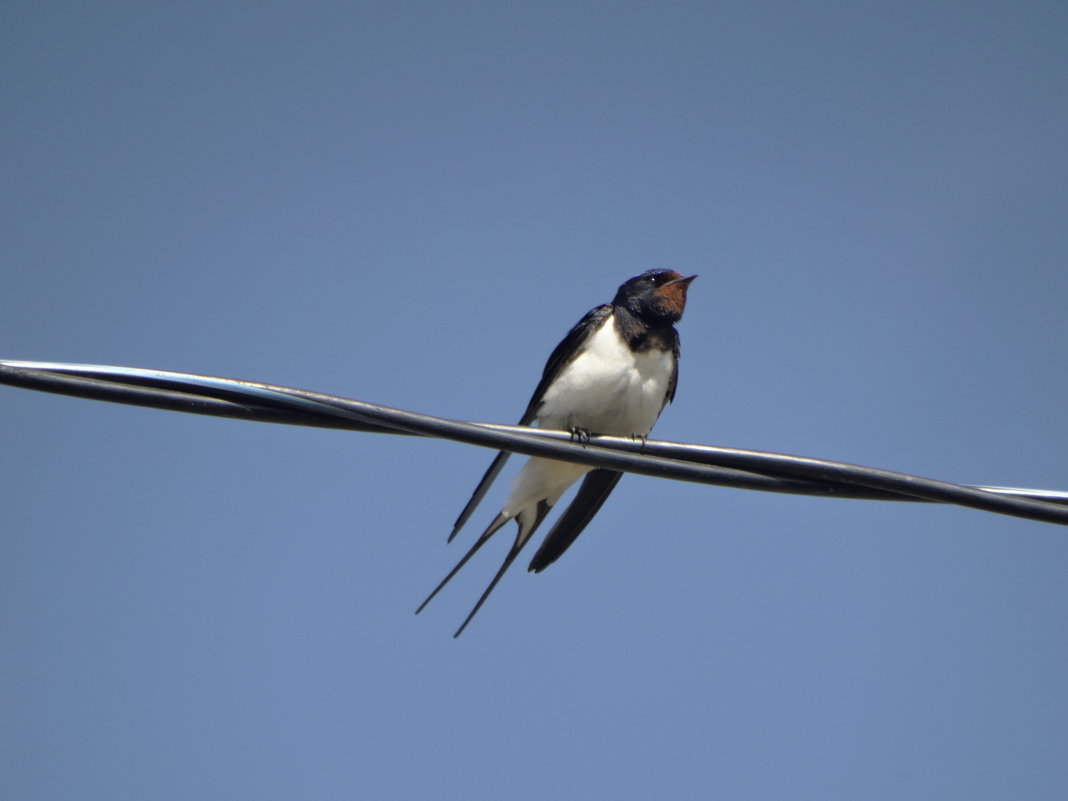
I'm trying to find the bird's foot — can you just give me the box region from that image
[569,426,592,446]
[630,432,648,449]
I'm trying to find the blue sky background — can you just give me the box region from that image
[3,2,1068,799]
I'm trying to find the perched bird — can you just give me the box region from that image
[417,269,697,636]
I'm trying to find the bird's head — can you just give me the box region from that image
[612,269,697,324]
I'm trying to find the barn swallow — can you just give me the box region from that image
[417,269,696,636]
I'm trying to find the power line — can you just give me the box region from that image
[3,359,1067,527]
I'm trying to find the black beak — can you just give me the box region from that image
[669,274,697,286]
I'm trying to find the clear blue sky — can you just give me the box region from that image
[3,2,1067,799]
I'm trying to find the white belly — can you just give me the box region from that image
[535,317,673,438]
[502,317,674,517]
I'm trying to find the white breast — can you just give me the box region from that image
[535,316,674,438]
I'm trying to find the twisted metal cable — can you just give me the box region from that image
[2,359,1067,526]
